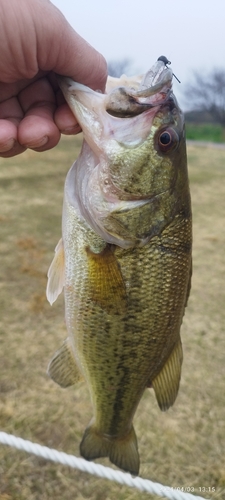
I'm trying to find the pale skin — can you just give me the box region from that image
[0,0,107,157]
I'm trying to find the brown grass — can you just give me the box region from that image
[0,137,224,499]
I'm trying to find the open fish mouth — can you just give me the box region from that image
[105,57,173,117]
[107,59,173,110]
[56,56,175,156]
[58,57,173,120]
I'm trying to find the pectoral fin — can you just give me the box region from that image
[46,238,65,305]
[48,338,83,388]
[151,337,183,411]
[86,244,127,314]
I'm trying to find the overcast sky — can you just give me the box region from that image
[51,0,223,106]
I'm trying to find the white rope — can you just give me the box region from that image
[0,432,209,500]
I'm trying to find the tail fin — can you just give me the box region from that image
[80,423,140,476]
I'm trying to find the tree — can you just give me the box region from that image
[107,58,133,78]
[184,68,225,125]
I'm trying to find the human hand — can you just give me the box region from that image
[0,0,107,157]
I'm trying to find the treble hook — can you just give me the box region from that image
[157,56,181,84]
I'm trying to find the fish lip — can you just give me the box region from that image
[56,74,71,93]
[56,59,173,118]
[57,75,91,91]
[129,60,173,99]
[129,74,172,99]
[105,61,173,117]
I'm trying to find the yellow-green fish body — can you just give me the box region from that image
[47,59,192,476]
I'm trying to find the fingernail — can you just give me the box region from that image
[25,136,48,149]
[0,138,16,152]
[62,125,81,134]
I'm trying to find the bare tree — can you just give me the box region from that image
[107,58,133,77]
[184,69,225,125]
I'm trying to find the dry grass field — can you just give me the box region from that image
[0,136,224,500]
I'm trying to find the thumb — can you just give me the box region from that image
[36,2,107,91]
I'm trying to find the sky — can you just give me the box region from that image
[51,0,223,107]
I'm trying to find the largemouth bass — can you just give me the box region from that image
[46,57,192,476]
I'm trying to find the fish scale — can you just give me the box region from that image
[46,58,192,476]
[62,212,191,434]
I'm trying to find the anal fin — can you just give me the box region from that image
[151,337,183,411]
[48,338,83,388]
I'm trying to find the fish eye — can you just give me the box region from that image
[157,128,179,153]
[160,132,171,144]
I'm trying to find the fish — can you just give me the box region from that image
[46,57,192,476]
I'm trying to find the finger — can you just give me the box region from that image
[37,7,107,92]
[18,114,60,151]
[54,103,81,135]
[54,86,81,134]
[0,96,26,156]
[18,78,60,151]
[55,27,108,92]
[0,121,26,157]
[0,125,26,157]
[0,71,47,102]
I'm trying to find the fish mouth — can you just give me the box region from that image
[104,59,173,117]
[123,59,173,99]
[57,58,174,159]
[57,58,173,121]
